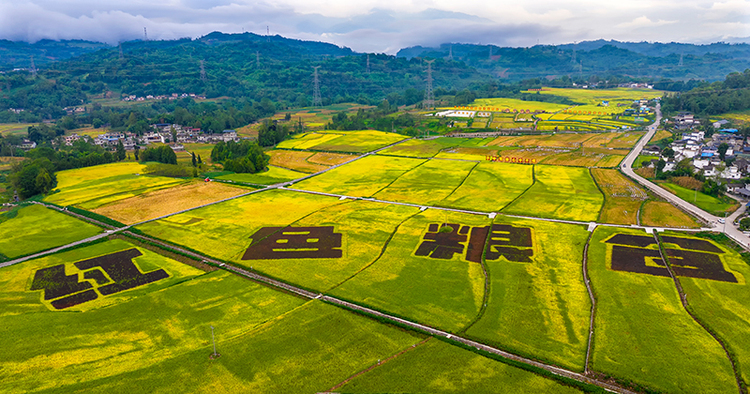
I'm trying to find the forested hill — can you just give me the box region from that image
[398,41,750,82]
[32,31,489,104]
[661,69,750,115]
[0,39,111,70]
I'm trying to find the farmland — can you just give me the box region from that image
[373,159,477,206]
[465,218,591,371]
[441,162,534,212]
[588,226,737,393]
[0,123,36,136]
[665,232,750,387]
[591,168,646,225]
[502,165,604,221]
[640,201,702,228]
[527,87,663,106]
[216,165,307,185]
[340,339,581,394]
[660,182,739,216]
[0,204,101,260]
[92,181,250,224]
[277,130,406,153]
[329,208,489,332]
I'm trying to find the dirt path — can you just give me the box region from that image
[581,228,597,374]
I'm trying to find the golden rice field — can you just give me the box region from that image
[640,201,701,228]
[649,129,673,143]
[527,87,663,106]
[591,168,646,225]
[92,181,250,224]
[466,98,570,113]
[0,123,35,136]
[307,152,356,166]
[53,162,148,190]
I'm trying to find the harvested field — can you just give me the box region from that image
[0,204,102,260]
[307,152,356,166]
[640,201,701,228]
[92,181,249,224]
[294,155,425,197]
[465,217,591,371]
[588,226,737,394]
[330,209,488,332]
[503,165,604,221]
[341,339,581,394]
[591,168,646,225]
[441,162,534,212]
[267,150,327,173]
[434,147,501,161]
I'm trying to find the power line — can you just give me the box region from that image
[312,66,322,107]
[423,59,435,109]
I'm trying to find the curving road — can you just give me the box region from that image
[621,103,750,249]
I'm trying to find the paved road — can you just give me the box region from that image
[621,104,750,249]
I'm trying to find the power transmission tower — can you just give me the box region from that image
[488,46,492,60]
[312,66,322,107]
[579,61,583,77]
[448,46,453,60]
[423,60,435,109]
[572,42,576,64]
[30,56,37,78]
[267,26,270,42]
[256,51,260,67]
[366,54,371,73]
[678,52,684,67]
[118,42,124,60]
[200,60,207,82]
[143,27,148,41]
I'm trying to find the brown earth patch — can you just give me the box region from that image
[672,176,703,190]
[307,152,356,166]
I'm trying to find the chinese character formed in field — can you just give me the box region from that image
[242,226,342,260]
[30,248,169,310]
[415,223,470,259]
[417,223,534,263]
[604,234,737,283]
[465,224,534,263]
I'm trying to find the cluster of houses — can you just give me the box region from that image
[60,123,239,150]
[121,93,206,102]
[644,113,750,196]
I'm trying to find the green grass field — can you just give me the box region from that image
[329,209,488,333]
[340,339,582,394]
[216,165,307,185]
[0,238,425,393]
[465,217,591,371]
[374,159,477,206]
[441,162,534,212]
[661,231,750,387]
[588,226,737,393]
[661,182,738,216]
[294,155,425,197]
[502,165,604,221]
[0,204,102,260]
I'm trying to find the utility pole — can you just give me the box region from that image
[366,54,371,74]
[200,60,207,83]
[210,325,219,359]
[423,60,435,109]
[312,66,322,107]
[143,27,148,41]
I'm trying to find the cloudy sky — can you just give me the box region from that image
[1,0,748,53]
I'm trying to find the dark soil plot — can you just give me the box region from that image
[666,249,737,283]
[609,245,668,277]
[605,234,656,248]
[31,265,94,301]
[661,236,724,253]
[242,226,343,260]
[50,290,98,309]
[74,248,169,296]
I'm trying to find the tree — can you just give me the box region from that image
[115,140,126,161]
[171,126,177,144]
[718,143,729,161]
[134,145,140,161]
[191,152,197,167]
[662,147,674,158]
[197,154,202,164]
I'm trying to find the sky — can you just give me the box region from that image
[0,0,748,53]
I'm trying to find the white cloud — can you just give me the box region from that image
[0,1,747,52]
